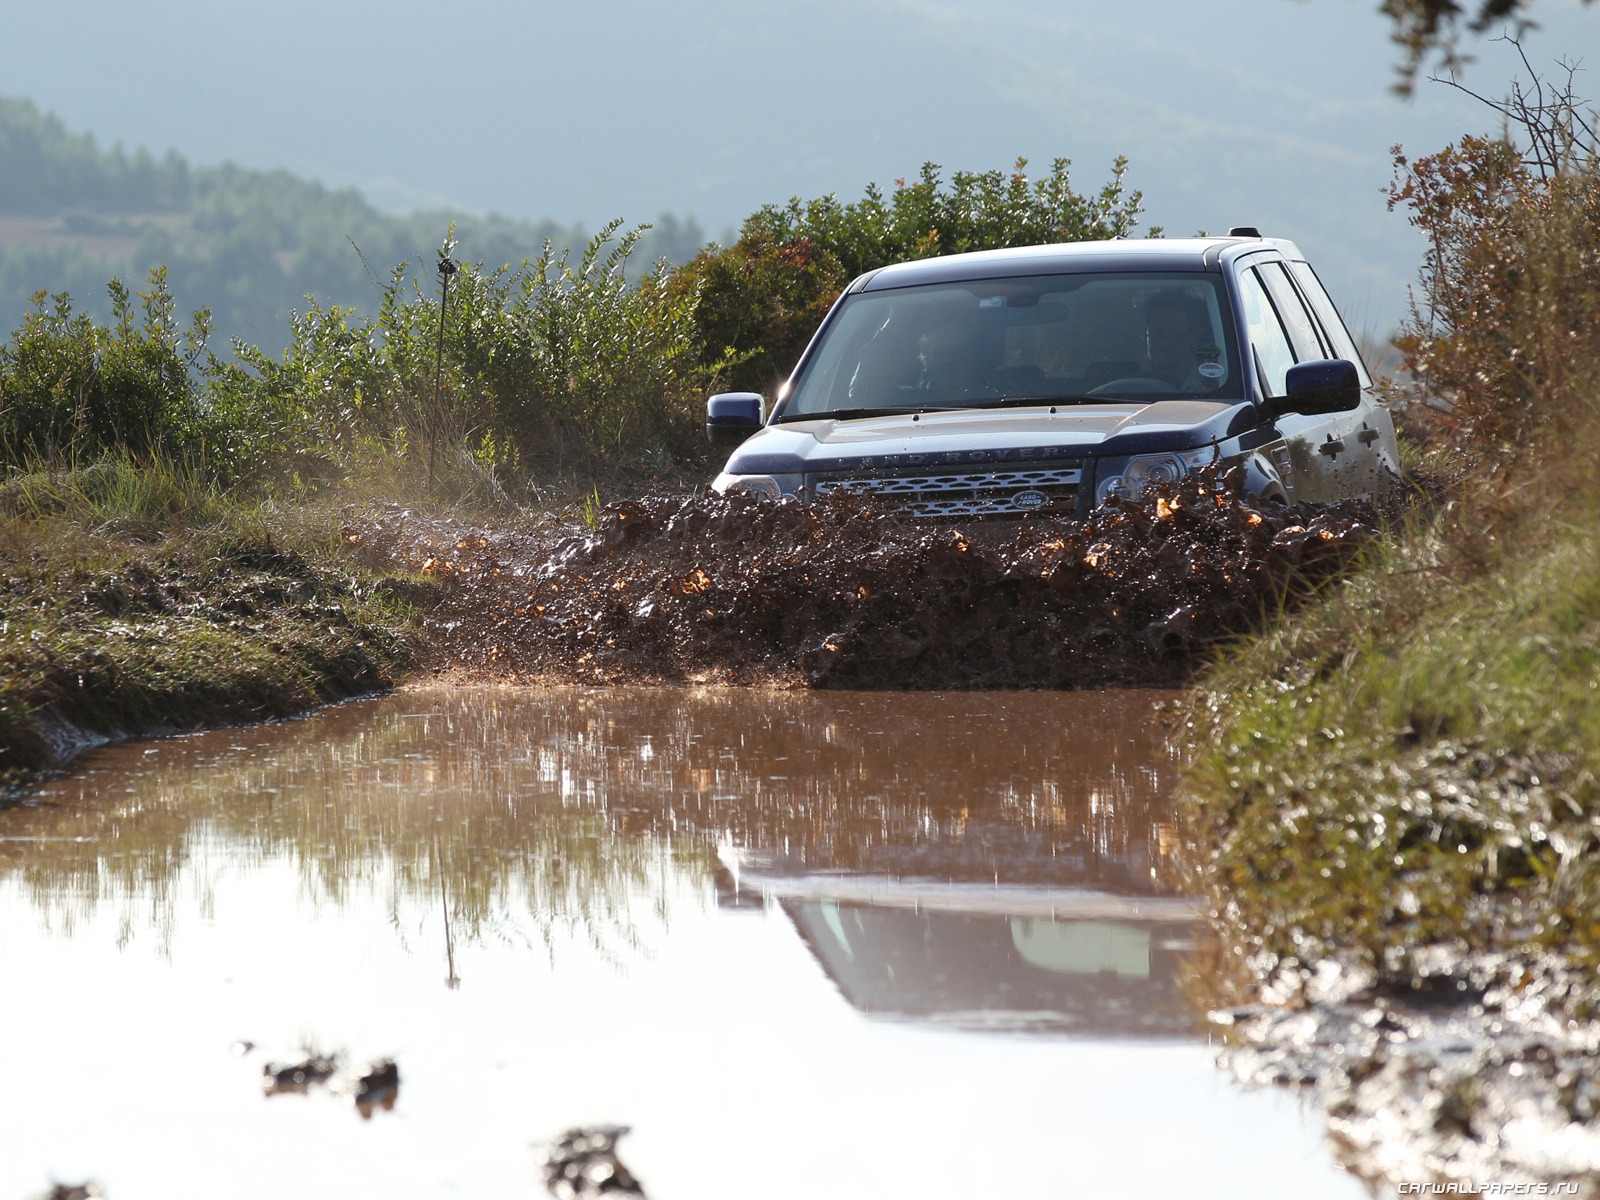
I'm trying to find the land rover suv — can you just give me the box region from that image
[706,234,1398,517]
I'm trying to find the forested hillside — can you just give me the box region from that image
[0,97,708,353]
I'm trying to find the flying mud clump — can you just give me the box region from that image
[350,466,1382,690]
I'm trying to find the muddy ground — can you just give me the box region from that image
[1214,950,1600,1194]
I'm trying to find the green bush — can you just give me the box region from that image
[201,298,392,488]
[0,268,208,467]
[195,222,706,493]
[674,228,846,397]
[748,156,1152,278]
[423,222,704,475]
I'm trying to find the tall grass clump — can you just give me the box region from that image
[1180,60,1600,1015]
[0,449,229,541]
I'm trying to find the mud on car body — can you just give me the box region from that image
[707,233,1399,518]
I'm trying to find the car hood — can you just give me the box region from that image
[723,401,1255,476]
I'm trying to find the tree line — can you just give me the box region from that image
[0,97,710,355]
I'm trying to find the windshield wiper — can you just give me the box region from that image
[924,394,1110,411]
[777,396,1118,423]
[775,406,936,424]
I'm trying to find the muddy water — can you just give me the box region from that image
[0,686,1363,1200]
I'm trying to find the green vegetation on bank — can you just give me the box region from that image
[1177,72,1600,1016]
[1181,479,1600,1009]
[1,155,1147,495]
[0,456,421,793]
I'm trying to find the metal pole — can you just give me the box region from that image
[431,240,458,483]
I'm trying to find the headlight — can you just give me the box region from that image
[711,473,783,500]
[1095,450,1213,506]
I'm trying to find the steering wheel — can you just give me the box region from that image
[1087,377,1179,396]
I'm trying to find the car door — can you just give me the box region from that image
[1283,259,1401,497]
[1237,262,1367,504]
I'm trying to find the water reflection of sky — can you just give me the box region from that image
[0,685,1367,1199]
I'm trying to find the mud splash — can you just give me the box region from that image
[248,1043,402,1120]
[350,467,1384,689]
[537,1126,647,1199]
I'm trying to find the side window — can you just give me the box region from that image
[1258,263,1327,361]
[1286,261,1373,387]
[1237,268,1296,398]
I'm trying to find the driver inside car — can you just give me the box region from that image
[1142,290,1223,391]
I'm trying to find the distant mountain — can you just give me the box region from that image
[0,98,708,352]
[8,0,1580,335]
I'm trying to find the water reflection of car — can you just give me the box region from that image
[707,233,1399,517]
[722,865,1202,1038]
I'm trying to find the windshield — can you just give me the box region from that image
[780,271,1242,419]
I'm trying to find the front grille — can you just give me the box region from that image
[811,465,1083,519]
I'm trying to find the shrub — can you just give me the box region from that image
[431,222,704,475]
[197,222,706,493]
[1386,57,1600,456]
[745,156,1152,279]
[0,268,209,468]
[200,298,390,488]
[673,230,846,397]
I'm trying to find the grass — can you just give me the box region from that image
[1176,452,1600,1016]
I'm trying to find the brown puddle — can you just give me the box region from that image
[0,684,1367,1199]
[350,467,1382,689]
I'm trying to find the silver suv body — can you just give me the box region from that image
[707,235,1398,517]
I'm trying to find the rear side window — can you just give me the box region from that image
[1286,261,1373,387]
[1258,263,1327,362]
[1236,269,1296,398]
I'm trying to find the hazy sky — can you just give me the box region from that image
[6,0,1594,330]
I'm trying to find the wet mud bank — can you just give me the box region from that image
[1174,488,1600,1191]
[1194,799,1600,1193]
[1215,952,1600,1192]
[0,534,421,803]
[351,467,1382,691]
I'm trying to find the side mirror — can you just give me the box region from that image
[706,391,765,449]
[1269,359,1361,417]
